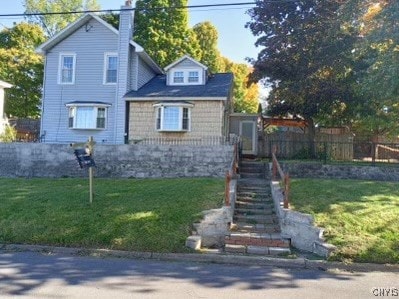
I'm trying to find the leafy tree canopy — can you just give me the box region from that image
[247,0,357,127]
[24,0,100,36]
[0,23,46,118]
[134,0,201,67]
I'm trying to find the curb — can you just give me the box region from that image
[1,243,398,273]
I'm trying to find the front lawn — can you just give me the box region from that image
[0,178,224,253]
[290,178,399,264]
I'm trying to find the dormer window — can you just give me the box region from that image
[173,71,184,83]
[169,69,203,85]
[188,71,199,83]
[164,55,208,86]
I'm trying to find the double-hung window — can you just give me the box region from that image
[155,103,193,132]
[173,71,184,83]
[170,69,203,85]
[188,71,199,83]
[104,53,118,84]
[67,103,110,130]
[59,53,76,84]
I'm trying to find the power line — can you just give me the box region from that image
[0,1,297,18]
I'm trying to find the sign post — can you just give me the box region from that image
[72,136,96,204]
[88,136,94,204]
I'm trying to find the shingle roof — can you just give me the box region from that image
[124,73,233,100]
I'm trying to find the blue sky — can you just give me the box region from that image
[0,0,259,64]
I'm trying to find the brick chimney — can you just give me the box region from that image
[115,1,135,144]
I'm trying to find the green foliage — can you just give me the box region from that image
[247,1,357,124]
[349,1,399,138]
[0,23,46,118]
[193,21,221,73]
[247,0,399,139]
[24,0,100,36]
[219,58,259,113]
[0,178,224,252]
[0,125,16,142]
[134,0,201,67]
[291,178,399,264]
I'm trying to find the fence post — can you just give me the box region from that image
[371,142,376,166]
[324,142,327,164]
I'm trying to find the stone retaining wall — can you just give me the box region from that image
[0,143,233,178]
[281,162,399,181]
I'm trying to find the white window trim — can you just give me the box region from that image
[66,103,110,130]
[153,103,194,132]
[103,52,118,85]
[168,68,203,86]
[58,52,76,85]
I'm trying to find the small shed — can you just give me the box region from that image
[0,80,12,135]
[230,113,260,156]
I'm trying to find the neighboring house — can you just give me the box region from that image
[0,80,12,135]
[37,1,233,144]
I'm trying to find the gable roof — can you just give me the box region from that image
[36,13,163,74]
[124,73,233,100]
[164,55,208,72]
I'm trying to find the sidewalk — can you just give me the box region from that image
[1,243,398,273]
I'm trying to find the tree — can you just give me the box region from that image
[0,23,46,118]
[348,1,399,139]
[193,21,221,73]
[134,0,201,67]
[247,0,357,138]
[220,59,259,113]
[24,0,100,36]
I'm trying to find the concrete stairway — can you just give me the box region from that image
[224,160,291,256]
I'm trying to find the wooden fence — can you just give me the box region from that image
[259,132,354,161]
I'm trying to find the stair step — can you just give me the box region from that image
[233,223,281,233]
[240,173,265,179]
[237,191,270,197]
[235,208,275,215]
[233,214,279,224]
[235,201,275,209]
[225,235,290,248]
[236,197,273,204]
[237,185,271,194]
[228,232,285,240]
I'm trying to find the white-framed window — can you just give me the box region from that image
[104,53,118,84]
[67,103,109,130]
[154,103,193,132]
[188,71,199,83]
[173,71,184,83]
[169,68,203,85]
[59,53,76,84]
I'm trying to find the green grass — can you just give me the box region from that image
[290,178,399,264]
[0,178,224,253]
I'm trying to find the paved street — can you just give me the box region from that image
[0,250,398,299]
